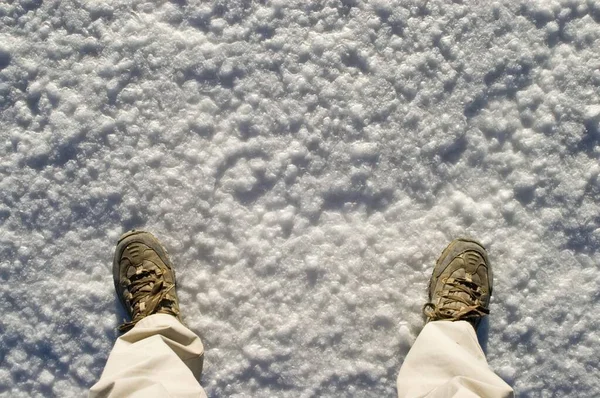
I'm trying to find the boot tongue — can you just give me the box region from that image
[443,269,473,313]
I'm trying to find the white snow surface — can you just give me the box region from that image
[1,0,600,397]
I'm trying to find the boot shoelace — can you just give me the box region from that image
[423,276,489,322]
[119,267,178,333]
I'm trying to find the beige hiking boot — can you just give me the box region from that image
[423,238,493,330]
[113,230,181,333]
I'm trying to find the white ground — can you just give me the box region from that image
[1,0,600,397]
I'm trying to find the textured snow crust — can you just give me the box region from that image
[1,0,600,397]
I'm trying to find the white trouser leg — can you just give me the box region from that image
[89,314,207,398]
[397,321,514,398]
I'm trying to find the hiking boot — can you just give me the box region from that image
[113,230,181,333]
[423,238,493,330]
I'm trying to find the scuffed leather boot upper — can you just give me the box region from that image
[423,238,492,330]
[113,230,181,333]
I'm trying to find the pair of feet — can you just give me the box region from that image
[113,231,492,333]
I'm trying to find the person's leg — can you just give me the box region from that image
[89,314,206,398]
[397,238,514,398]
[397,321,512,398]
[90,230,206,397]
